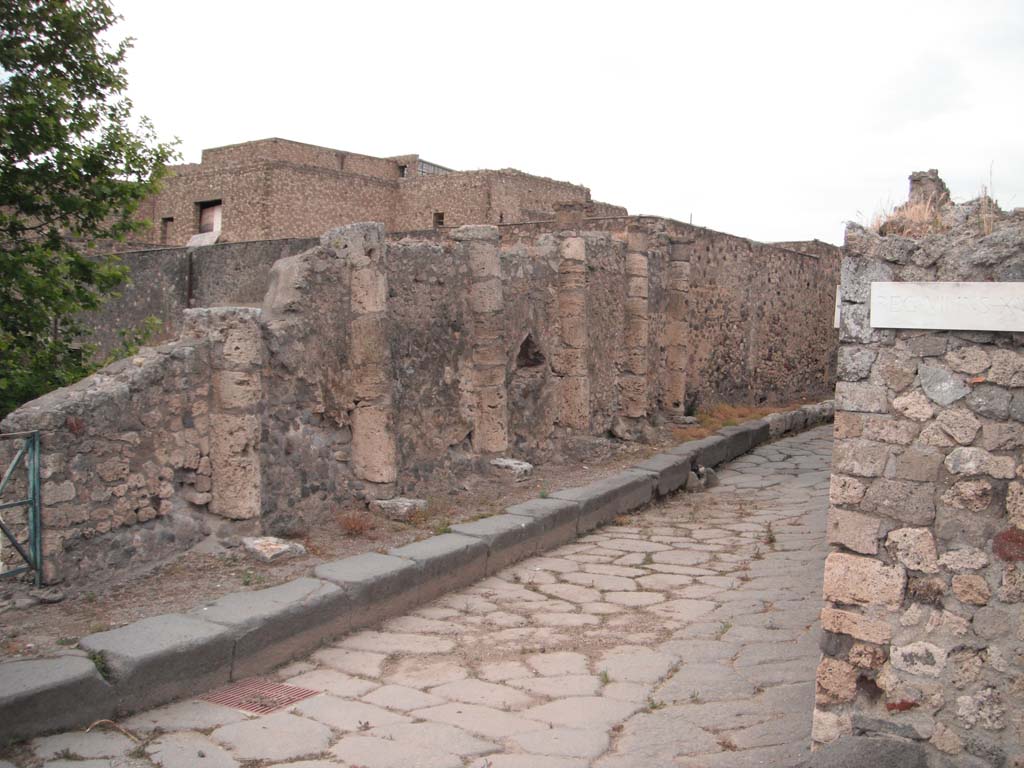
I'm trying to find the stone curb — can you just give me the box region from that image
[0,399,833,743]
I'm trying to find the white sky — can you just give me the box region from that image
[112,0,1023,245]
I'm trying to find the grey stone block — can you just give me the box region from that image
[796,735,966,768]
[633,452,694,496]
[0,655,116,743]
[551,469,656,532]
[505,497,580,551]
[189,577,351,679]
[389,533,488,603]
[314,552,420,629]
[451,513,542,574]
[78,614,234,713]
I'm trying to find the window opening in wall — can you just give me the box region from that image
[433,212,445,228]
[197,200,222,234]
[398,165,408,178]
[160,217,174,245]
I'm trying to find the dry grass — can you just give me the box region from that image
[338,510,375,536]
[670,401,807,441]
[871,194,947,237]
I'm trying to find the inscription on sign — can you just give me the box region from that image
[870,282,1024,332]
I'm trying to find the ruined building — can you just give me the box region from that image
[133,137,627,245]
[3,207,839,583]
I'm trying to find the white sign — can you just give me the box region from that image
[870,282,1024,332]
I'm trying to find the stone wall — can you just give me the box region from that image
[814,189,1023,766]
[4,218,839,584]
[0,309,264,583]
[83,238,317,357]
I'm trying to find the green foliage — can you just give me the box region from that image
[0,0,178,417]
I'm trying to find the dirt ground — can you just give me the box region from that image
[0,403,811,661]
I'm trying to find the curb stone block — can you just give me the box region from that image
[189,577,352,679]
[78,614,234,713]
[314,552,420,629]
[451,513,543,574]
[504,497,581,551]
[0,656,116,743]
[633,452,695,496]
[389,533,489,603]
[551,469,656,533]
[673,435,728,467]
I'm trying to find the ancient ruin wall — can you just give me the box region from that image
[0,309,264,583]
[815,197,1023,765]
[3,219,839,583]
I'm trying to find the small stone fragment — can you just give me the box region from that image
[918,363,970,405]
[368,497,428,522]
[816,657,859,702]
[940,480,992,513]
[242,536,307,563]
[893,391,934,421]
[489,458,534,478]
[951,574,990,605]
[890,641,949,677]
[886,528,939,573]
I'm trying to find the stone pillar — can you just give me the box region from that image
[815,186,1022,766]
[619,227,650,419]
[185,307,264,521]
[664,240,691,419]
[554,236,590,430]
[342,225,399,485]
[454,225,508,454]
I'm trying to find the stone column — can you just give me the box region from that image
[345,225,399,485]
[454,225,508,454]
[554,236,590,430]
[187,307,264,522]
[664,239,692,419]
[619,227,650,419]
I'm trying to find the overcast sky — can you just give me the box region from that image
[112,0,1023,245]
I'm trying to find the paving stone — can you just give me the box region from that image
[339,630,455,654]
[120,699,250,734]
[510,726,609,758]
[33,730,134,760]
[598,645,676,683]
[145,731,238,768]
[470,756,588,768]
[385,658,469,688]
[311,646,386,677]
[522,696,639,728]
[292,694,410,732]
[478,660,532,682]
[362,684,446,711]
[286,668,379,697]
[368,721,498,757]
[561,571,638,590]
[527,651,590,676]
[507,674,601,697]
[604,591,665,606]
[430,678,534,709]
[412,702,547,739]
[210,712,332,762]
[331,735,462,768]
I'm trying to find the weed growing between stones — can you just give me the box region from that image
[88,650,111,681]
[764,523,776,545]
[599,670,611,684]
[339,510,375,536]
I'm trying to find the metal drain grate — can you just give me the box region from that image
[199,678,320,715]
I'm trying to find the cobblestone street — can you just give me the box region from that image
[12,426,833,768]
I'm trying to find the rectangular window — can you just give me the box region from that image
[160,217,174,245]
[197,200,222,234]
[433,212,445,228]
[398,165,408,178]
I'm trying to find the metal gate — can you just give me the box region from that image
[0,431,43,586]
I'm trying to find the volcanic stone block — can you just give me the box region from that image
[504,497,581,551]
[189,577,352,678]
[633,452,695,496]
[78,614,234,712]
[389,534,488,603]
[451,513,542,574]
[0,656,116,743]
[314,552,420,629]
[551,469,656,532]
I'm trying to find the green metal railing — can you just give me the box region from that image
[0,431,43,586]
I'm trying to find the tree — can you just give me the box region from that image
[0,0,177,417]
